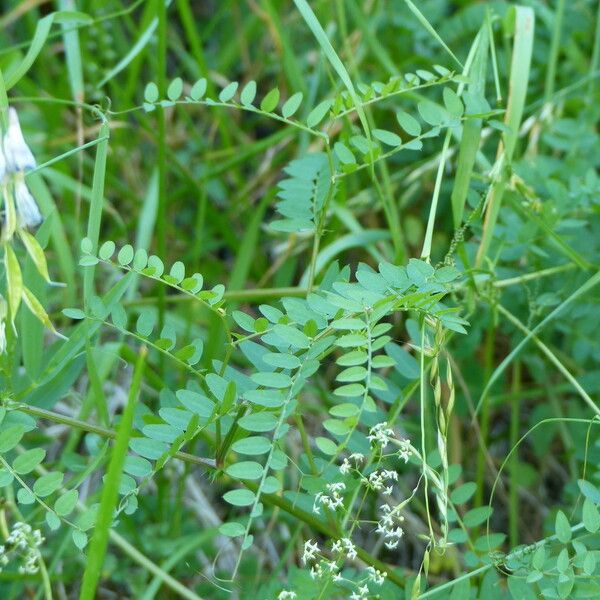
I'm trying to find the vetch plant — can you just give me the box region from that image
[0,2,599,599]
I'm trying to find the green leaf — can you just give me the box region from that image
[555,510,571,543]
[167,77,183,101]
[450,482,476,505]
[582,498,600,533]
[324,419,351,435]
[226,461,264,480]
[532,546,545,570]
[72,530,88,549]
[17,488,35,504]
[251,372,292,389]
[23,287,60,334]
[443,87,464,118]
[144,82,159,103]
[133,249,148,271]
[583,552,596,576]
[19,229,51,282]
[260,88,280,112]
[12,447,46,474]
[219,81,239,102]
[306,99,332,128]
[129,437,168,460]
[263,353,301,369]
[63,308,85,320]
[396,111,421,136]
[336,366,367,382]
[373,128,402,147]
[331,318,365,330]
[5,244,23,323]
[55,489,79,516]
[315,437,337,455]
[219,521,245,537]
[578,480,600,504]
[190,78,207,101]
[336,351,368,366]
[231,436,272,455]
[463,506,492,527]
[418,100,445,126]
[124,455,152,478]
[240,80,257,106]
[33,471,64,497]
[117,245,134,266]
[0,425,25,452]
[282,92,303,118]
[223,489,256,506]
[136,309,156,337]
[0,469,15,487]
[238,412,278,432]
[334,383,365,397]
[334,142,356,164]
[329,403,359,418]
[98,240,115,260]
[273,324,310,348]
[169,261,185,283]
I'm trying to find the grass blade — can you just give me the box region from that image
[79,346,146,600]
[293,0,370,140]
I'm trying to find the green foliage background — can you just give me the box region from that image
[0,0,599,598]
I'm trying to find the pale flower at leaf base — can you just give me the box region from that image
[14,175,42,228]
[0,107,43,234]
[4,107,37,172]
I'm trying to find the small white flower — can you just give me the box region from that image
[350,585,369,600]
[397,438,412,463]
[302,539,319,564]
[339,458,351,475]
[367,422,395,448]
[376,504,405,550]
[313,482,346,513]
[326,560,339,572]
[310,564,324,579]
[366,565,387,585]
[4,108,36,172]
[3,521,44,574]
[333,537,356,560]
[350,453,364,463]
[14,175,42,228]
[277,591,297,599]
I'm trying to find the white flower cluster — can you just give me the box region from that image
[366,565,387,585]
[1,521,45,574]
[350,584,370,600]
[376,504,405,550]
[1,107,42,234]
[299,537,387,598]
[339,453,364,475]
[367,422,395,449]
[397,438,412,463]
[313,482,346,514]
[362,469,398,496]
[301,539,320,564]
[277,591,297,599]
[331,537,357,560]
[302,539,340,581]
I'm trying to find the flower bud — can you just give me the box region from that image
[4,107,36,172]
[14,176,42,228]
